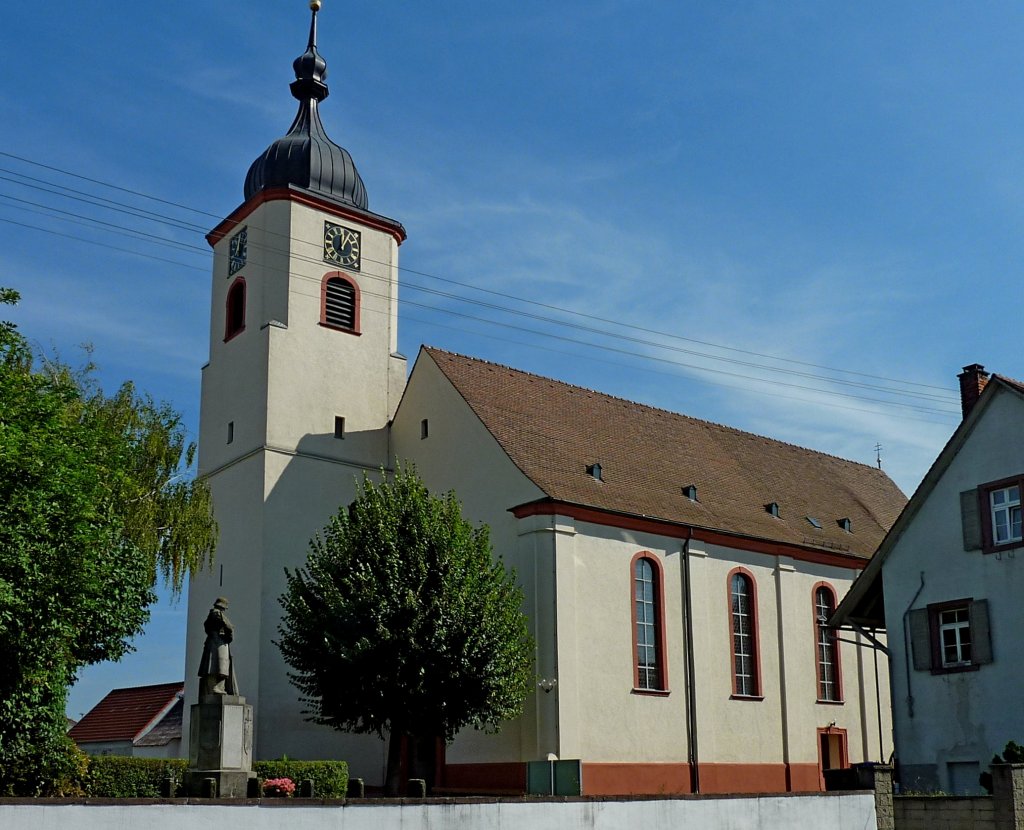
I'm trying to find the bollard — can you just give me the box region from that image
[408,778,427,798]
[348,778,365,798]
[160,775,176,798]
[299,779,314,798]
[202,777,218,798]
[247,777,262,798]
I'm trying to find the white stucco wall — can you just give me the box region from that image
[187,196,406,785]
[0,794,877,830]
[883,385,1024,793]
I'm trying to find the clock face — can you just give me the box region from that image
[229,227,247,276]
[324,222,361,270]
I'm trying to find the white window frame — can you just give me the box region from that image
[731,573,757,697]
[938,606,972,668]
[635,558,660,691]
[990,485,1022,545]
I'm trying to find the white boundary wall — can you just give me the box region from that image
[0,793,875,830]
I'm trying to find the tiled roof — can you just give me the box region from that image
[424,348,906,559]
[68,682,183,744]
[133,698,183,747]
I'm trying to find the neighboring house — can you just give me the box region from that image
[183,4,905,795]
[833,365,1024,795]
[69,682,184,759]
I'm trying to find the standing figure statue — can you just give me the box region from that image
[199,597,238,696]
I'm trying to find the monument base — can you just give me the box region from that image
[186,694,256,797]
[183,768,257,799]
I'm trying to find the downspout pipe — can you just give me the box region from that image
[901,572,926,718]
[681,536,700,793]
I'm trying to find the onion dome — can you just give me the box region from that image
[243,2,368,210]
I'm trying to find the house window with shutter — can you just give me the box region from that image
[962,476,1024,553]
[909,598,993,674]
[320,273,360,333]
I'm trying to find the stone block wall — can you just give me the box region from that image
[874,764,1024,830]
[894,796,995,830]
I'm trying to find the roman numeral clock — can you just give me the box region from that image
[323,222,361,270]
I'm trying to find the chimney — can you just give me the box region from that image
[958,363,990,419]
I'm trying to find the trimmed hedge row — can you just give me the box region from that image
[82,756,188,797]
[80,756,348,798]
[253,760,348,798]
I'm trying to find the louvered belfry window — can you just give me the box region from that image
[324,276,356,330]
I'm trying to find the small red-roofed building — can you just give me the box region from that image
[69,682,183,759]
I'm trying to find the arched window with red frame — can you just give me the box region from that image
[631,552,668,693]
[224,277,246,341]
[320,272,361,334]
[814,583,843,703]
[728,568,761,698]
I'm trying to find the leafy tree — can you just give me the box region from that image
[0,289,216,795]
[278,467,534,795]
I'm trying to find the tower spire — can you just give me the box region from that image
[243,0,368,209]
[290,0,329,102]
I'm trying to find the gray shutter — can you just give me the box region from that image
[970,599,993,665]
[908,608,932,671]
[961,489,983,551]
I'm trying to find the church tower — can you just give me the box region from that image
[184,1,406,772]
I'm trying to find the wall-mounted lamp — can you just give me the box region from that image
[538,678,558,694]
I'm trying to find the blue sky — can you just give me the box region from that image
[2,2,1021,718]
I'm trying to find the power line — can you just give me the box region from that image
[1,205,960,419]
[0,152,961,408]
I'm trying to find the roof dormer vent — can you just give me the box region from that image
[838,517,852,533]
[682,484,698,501]
[765,502,780,518]
[586,463,603,482]
[806,516,822,529]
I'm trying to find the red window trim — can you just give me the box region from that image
[630,551,669,694]
[812,582,844,704]
[224,276,246,342]
[926,597,980,675]
[979,474,1024,553]
[319,272,362,335]
[727,567,762,699]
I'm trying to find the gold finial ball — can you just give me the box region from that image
[310,0,322,10]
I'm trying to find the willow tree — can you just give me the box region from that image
[0,289,217,794]
[278,467,533,795]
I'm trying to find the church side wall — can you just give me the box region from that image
[548,518,891,794]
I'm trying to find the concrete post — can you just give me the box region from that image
[992,763,1024,830]
[872,765,894,830]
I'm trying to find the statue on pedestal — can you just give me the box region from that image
[198,597,238,697]
[186,595,255,797]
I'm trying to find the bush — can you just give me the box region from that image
[980,740,1024,794]
[253,760,348,798]
[82,756,188,797]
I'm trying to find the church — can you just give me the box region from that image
[184,2,904,796]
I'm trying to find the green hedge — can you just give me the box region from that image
[253,760,348,798]
[78,756,348,798]
[82,756,188,797]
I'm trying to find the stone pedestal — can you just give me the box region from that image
[184,694,256,797]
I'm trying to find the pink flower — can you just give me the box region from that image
[263,777,296,797]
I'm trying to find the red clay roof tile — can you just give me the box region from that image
[424,347,906,559]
